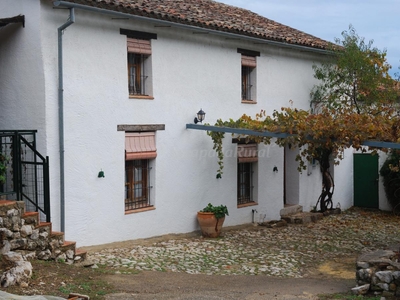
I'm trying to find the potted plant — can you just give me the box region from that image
[197,203,229,238]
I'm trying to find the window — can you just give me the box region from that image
[237,144,258,205]
[237,48,260,103]
[121,29,157,98]
[238,162,253,204]
[125,132,156,211]
[241,55,256,101]
[125,159,151,210]
[127,39,152,97]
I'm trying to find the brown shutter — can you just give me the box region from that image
[241,55,256,68]
[127,38,151,55]
[125,132,157,160]
[237,144,258,163]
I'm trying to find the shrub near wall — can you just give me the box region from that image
[380,150,400,210]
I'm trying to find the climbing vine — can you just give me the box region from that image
[208,104,400,179]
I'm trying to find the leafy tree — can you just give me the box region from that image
[311,25,398,114]
[207,27,400,212]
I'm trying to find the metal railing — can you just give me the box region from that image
[0,131,50,222]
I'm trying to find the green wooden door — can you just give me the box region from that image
[353,154,379,208]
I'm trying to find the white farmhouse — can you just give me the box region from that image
[0,0,387,247]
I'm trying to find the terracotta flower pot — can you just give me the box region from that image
[197,211,225,238]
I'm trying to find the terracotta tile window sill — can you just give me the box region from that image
[129,95,154,100]
[125,206,155,215]
[241,100,257,104]
[237,202,258,208]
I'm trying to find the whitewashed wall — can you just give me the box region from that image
[0,0,47,147]
[1,0,346,247]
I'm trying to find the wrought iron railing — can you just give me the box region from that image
[0,130,50,222]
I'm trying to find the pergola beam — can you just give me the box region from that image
[186,123,290,139]
[186,123,400,150]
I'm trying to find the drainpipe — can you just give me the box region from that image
[57,7,75,233]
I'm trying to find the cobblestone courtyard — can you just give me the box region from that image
[84,208,400,279]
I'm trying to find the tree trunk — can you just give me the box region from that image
[317,149,334,212]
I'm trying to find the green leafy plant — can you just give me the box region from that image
[200,203,229,219]
[0,153,8,185]
[380,150,400,209]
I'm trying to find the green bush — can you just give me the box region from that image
[380,150,400,209]
[200,203,229,219]
[0,153,7,185]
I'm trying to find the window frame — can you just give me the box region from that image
[125,159,153,211]
[237,48,260,104]
[236,142,258,207]
[241,64,255,101]
[128,53,148,96]
[237,162,254,205]
[121,29,157,99]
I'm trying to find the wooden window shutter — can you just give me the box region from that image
[127,38,151,55]
[125,132,157,160]
[241,55,256,68]
[237,144,258,163]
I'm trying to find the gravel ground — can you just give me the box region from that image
[83,207,400,279]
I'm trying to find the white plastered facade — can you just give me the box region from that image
[0,0,380,247]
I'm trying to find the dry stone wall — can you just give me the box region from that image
[355,249,400,298]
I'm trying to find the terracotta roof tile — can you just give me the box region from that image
[55,0,332,50]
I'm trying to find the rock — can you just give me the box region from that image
[352,284,370,295]
[20,225,33,237]
[0,252,32,287]
[0,290,66,299]
[0,240,11,254]
[2,252,24,262]
[376,271,393,284]
[66,249,74,259]
[357,261,370,269]
[68,293,90,300]
[259,220,287,228]
[37,249,51,260]
[377,283,389,291]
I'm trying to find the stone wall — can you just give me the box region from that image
[355,249,400,297]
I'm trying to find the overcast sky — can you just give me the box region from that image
[218,0,400,78]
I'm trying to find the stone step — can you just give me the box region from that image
[74,249,88,262]
[37,221,52,235]
[0,200,84,263]
[0,200,25,217]
[22,211,40,227]
[281,211,324,224]
[51,231,65,242]
[280,204,303,217]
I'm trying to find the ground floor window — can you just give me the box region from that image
[237,162,254,205]
[124,131,157,212]
[125,159,152,210]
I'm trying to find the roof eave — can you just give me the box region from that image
[53,1,332,55]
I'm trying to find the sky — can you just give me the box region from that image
[218,0,400,78]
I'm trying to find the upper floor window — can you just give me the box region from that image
[121,29,157,99]
[238,48,260,103]
[127,39,152,97]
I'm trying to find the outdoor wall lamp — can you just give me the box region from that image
[98,169,105,178]
[273,166,278,173]
[194,108,206,124]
